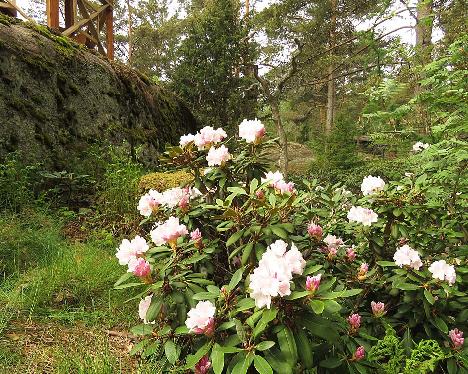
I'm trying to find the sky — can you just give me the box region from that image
[15,0,443,47]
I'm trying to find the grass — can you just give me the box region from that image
[0,209,157,373]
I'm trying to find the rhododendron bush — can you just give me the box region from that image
[114,122,467,373]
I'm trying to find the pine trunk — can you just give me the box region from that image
[325,0,337,135]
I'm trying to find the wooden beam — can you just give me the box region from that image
[4,0,35,21]
[75,0,105,54]
[105,5,114,60]
[64,0,76,28]
[62,3,108,36]
[46,0,60,29]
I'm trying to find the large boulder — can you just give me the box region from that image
[0,16,198,170]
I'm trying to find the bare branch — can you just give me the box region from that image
[277,39,303,92]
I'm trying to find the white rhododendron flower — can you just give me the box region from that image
[361,175,386,196]
[150,216,188,246]
[261,171,295,194]
[116,235,149,266]
[161,187,187,208]
[139,295,155,324]
[347,206,378,226]
[137,189,163,217]
[206,145,232,166]
[179,133,196,147]
[393,244,422,270]
[323,234,344,249]
[249,240,305,309]
[194,126,227,150]
[185,301,216,334]
[238,118,266,143]
[429,260,456,285]
[412,141,429,152]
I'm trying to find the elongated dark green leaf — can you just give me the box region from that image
[254,355,273,374]
[256,341,275,351]
[228,267,244,291]
[114,272,133,287]
[310,299,325,314]
[130,324,153,336]
[232,352,254,374]
[241,242,254,265]
[320,357,343,369]
[277,326,298,364]
[185,341,212,369]
[236,297,256,311]
[193,292,218,300]
[424,289,435,305]
[211,344,224,374]
[270,226,288,239]
[164,340,178,364]
[227,230,244,247]
[145,297,162,322]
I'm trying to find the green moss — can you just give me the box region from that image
[7,96,50,123]
[139,171,194,192]
[0,13,21,26]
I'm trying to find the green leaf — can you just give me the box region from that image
[277,326,298,364]
[270,226,288,239]
[211,344,224,374]
[227,230,244,247]
[253,308,277,338]
[130,324,153,336]
[303,264,323,275]
[250,179,259,194]
[185,341,212,369]
[394,282,419,291]
[114,272,133,287]
[193,292,218,300]
[164,340,178,364]
[254,355,273,374]
[129,339,149,356]
[228,267,244,291]
[320,356,343,369]
[377,261,397,267]
[241,242,254,265]
[432,316,448,333]
[235,297,255,312]
[310,299,325,314]
[145,297,162,322]
[256,341,275,351]
[113,282,143,290]
[319,289,362,299]
[284,291,310,300]
[324,300,342,313]
[217,320,236,331]
[424,289,435,305]
[232,352,254,374]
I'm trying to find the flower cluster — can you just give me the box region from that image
[348,313,361,332]
[412,141,429,152]
[347,206,378,226]
[116,235,150,276]
[305,274,321,292]
[307,221,323,239]
[185,301,216,336]
[429,260,456,285]
[238,118,266,144]
[371,301,385,317]
[353,346,365,361]
[138,187,201,217]
[361,175,386,196]
[249,240,306,308]
[393,244,422,270]
[261,171,295,194]
[206,144,232,166]
[150,216,188,247]
[180,126,227,150]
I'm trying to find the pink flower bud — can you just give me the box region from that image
[190,228,202,241]
[346,247,356,261]
[307,222,323,239]
[353,346,365,361]
[192,317,215,337]
[256,190,265,199]
[371,301,385,317]
[306,274,322,292]
[130,258,151,278]
[327,246,337,260]
[195,356,212,374]
[358,263,369,279]
[449,328,464,349]
[348,313,361,331]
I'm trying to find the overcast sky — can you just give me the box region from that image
[15,0,443,47]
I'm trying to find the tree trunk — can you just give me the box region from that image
[415,0,433,65]
[325,0,337,135]
[127,0,133,66]
[271,101,289,177]
[415,0,433,133]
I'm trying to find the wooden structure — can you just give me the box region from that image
[0,0,114,60]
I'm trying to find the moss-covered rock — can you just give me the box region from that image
[139,171,194,192]
[0,18,198,170]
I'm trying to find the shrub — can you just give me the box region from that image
[110,121,466,373]
[138,171,194,192]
